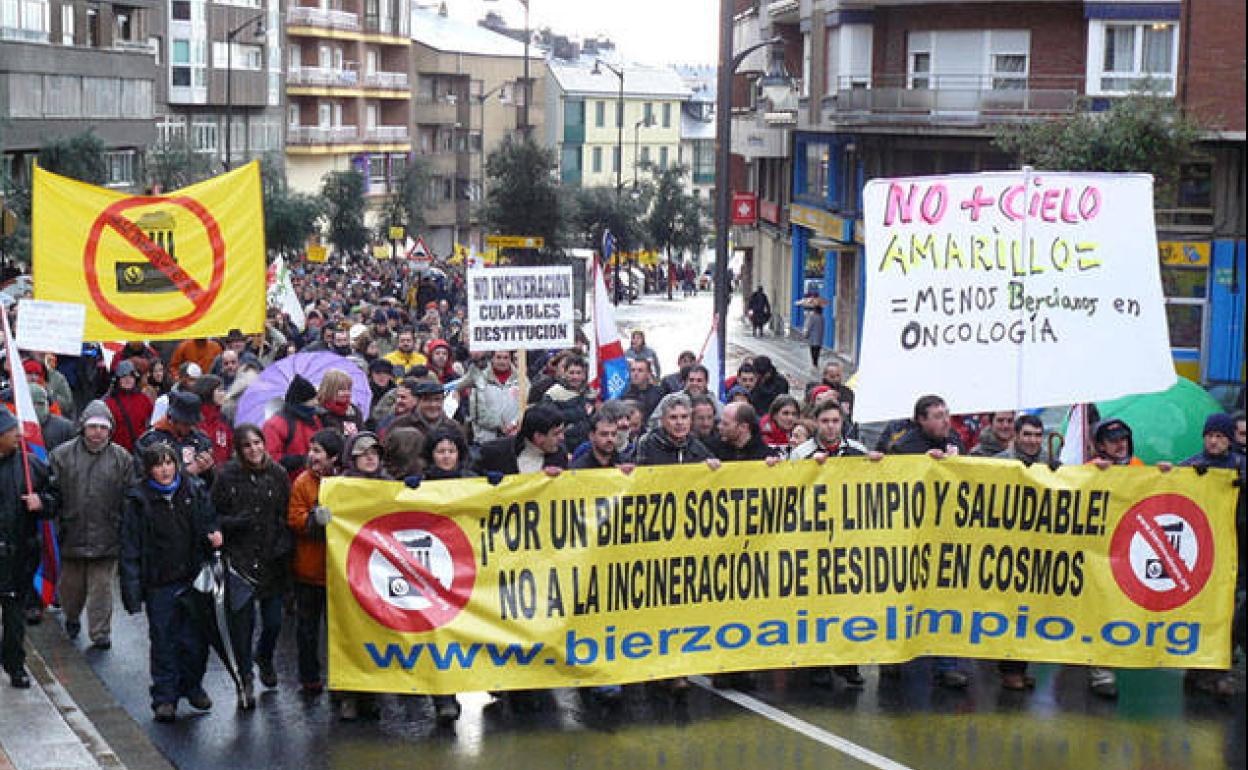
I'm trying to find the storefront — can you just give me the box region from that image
[789,203,859,357]
[1159,239,1246,383]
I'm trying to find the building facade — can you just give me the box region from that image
[732,0,1245,384]
[152,0,284,174]
[545,59,690,190]
[410,5,542,256]
[284,0,410,217]
[1,0,158,191]
[677,64,717,202]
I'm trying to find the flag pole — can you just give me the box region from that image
[1,308,35,495]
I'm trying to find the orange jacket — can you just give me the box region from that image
[287,469,327,586]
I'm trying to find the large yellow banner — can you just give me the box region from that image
[33,163,265,341]
[322,457,1238,694]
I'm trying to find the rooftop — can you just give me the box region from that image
[410,8,533,57]
[548,59,692,99]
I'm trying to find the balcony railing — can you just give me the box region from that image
[287,6,360,31]
[288,125,359,144]
[825,74,1081,125]
[287,65,358,87]
[362,71,409,89]
[365,125,409,142]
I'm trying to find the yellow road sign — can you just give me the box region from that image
[486,235,544,249]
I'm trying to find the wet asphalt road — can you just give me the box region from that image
[50,293,1248,770]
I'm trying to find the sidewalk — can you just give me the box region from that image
[0,615,175,770]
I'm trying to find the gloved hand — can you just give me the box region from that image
[486,471,505,486]
[1194,464,1208,476]
[1048,459,1062,472]
[311,505,331,527]
[404,474,423,489]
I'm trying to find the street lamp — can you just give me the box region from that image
[712,22,783,388]
[224,11,266,171]
[633,117,651,188]
[592,58,626,305]
[476,82,508,251]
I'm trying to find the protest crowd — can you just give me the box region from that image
[0,252,1244,730]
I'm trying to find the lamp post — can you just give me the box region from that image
[476,82,507,251]
[224,11,266,171]
[633,117,650,188]
[520,0,530,137]
[713,19,782,388]
[592,59,625,305]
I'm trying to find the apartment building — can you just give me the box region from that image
[1,0,158,191]
[545,59,690,190]
[677,65,717,202]
[284,0,411,214]
[731,0,1244,382]
[410,5,542,255]
[152,0,284,173]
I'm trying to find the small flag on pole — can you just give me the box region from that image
[1,310,58,606]
[1060,403,1088,466]
[698,314,723,401]
[590,254,628,400]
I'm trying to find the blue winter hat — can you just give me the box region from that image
[1203,413,1235,439]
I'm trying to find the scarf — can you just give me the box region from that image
[146,473,181,496]
[324,397,351,417]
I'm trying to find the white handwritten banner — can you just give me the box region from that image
[855,171,1175,423]
[467,266,575,352]
[16,299,87,356]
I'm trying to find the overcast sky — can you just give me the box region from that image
[438,0,720,66]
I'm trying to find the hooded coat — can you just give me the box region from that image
[50,402,136,560]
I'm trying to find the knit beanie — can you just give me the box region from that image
[286,374,318,405]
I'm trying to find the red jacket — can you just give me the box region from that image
[106,390,153,451]
[198,403,233,466]
[759,414,790,449]
[262,408,322,479]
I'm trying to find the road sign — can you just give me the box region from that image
[406,237,432,267]
[731,192,758,225]
[84,196,226,335]
[1109,494,1214,612]
[388,225,405,241]
[306,244,327,263]
[486,235,545,249]
[345,510,476,633]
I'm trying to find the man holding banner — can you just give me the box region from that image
[0,405,58,688]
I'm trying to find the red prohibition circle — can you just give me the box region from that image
[1108,494,1214,612]
[346,511,476,633]
[83,196,227,334]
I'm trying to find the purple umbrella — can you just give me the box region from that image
[236,352,371,428]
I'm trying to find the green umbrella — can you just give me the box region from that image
[1091,378,1222,464]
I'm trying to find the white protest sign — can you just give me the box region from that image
[16,299,86,356]
[854,171,1175,423]
[467,266,575,352]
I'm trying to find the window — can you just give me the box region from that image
[212,42,262,70]
[643,102,653,125]
[368,153,387,191]
[612,146,621,173]
[802,140,831,200]
[44,74,81,117]
[595,100,605,128]
[992,54,1028,90]
[288,104,299,127]
[801,32,811,98]
[1087,21,1178,95]
[191,119,217,152]
[662,102,671,128]
[659,146,668,169]
[640,146,650,164]
[171,0,190,20]
[172,37,191,86]
[592,146,603,173]
[909,51,930,89]
[105,151,135,187]
[8,73,42,116]
[59,2,71,43]
[83,77,120,118]
[1,0,48,42]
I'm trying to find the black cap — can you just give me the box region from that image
[368,359,395,376]
[168,391,202,424]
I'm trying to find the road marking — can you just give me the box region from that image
[691,676,917,770]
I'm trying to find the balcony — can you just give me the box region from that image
[287,6,360,31]
[364,125,409,142]
[825,74,1081,127]
[362,71,409,90]
[413,96,461,124]
[288,125,359,145]
[287,65,359,88]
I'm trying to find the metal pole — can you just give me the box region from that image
[614,66,624,306]
[521,0,529,138]
[225,36,233,171]
[713,0,733,389]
